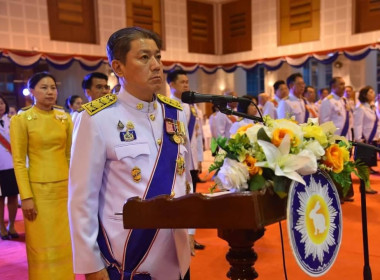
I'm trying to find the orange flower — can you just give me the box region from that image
[271,128,299,147]
[236,123,254,134]
[243,155,262,176]
[323,144,345,173]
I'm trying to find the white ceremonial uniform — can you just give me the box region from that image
[0,114,13,171]
[306,100,318,118]
[277,93,307,123]
[262,100,277,119]
[319,93,352,139]
[68,88,191,280]
[171,95,203,169]
[353,103,380,142]
[314,100,322,114]
[209,111,233,138]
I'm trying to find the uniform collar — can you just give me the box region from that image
[289,92,302,101]
[118,87,158,113]
[331,92,342,100]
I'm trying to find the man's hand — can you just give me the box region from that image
[85,268,110,280]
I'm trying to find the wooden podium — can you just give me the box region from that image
[123,190,287,280]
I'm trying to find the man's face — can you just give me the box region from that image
[276,84,289,99]
[115,38,163,101]
[170,74,189,99]
[344,87,354,99]
[86,78,109,101]
[305,88,316,102]
[332,78,345,97]
[292,77,305,97]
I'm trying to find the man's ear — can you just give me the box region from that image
[111,60,123,78]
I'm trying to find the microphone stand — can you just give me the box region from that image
[215,100,264,123]
[350,141,380,280]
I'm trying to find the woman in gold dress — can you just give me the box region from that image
[10,72,74,280]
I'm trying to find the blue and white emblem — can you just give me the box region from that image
[287,170,342,277]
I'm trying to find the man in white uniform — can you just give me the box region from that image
[258,92,276,119]
[68,27,192,280]
[272,80,288,110]
[167,69,205,253]
[277,73,307,123]
[319,77,354,201]
[71,72,110,124]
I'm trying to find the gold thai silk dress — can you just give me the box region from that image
[10,106,74,280]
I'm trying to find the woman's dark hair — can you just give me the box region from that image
[65,95,82,110]
[358,86,373,103]
[0,94,9,115]
[237,95,254,113]
[28,72,57,89]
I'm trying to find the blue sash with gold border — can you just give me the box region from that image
[97,102,180,280]
[188,105,196,140]
[341,99,350,137]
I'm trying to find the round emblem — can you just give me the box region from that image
[131,167,142,182]
[287,170,342,277]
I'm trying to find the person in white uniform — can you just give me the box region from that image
[353,86,379,194]
[277,73,308,123]
[167,69,205,253]
[258,92,276,119]
[319,77,354,201]
[71,72,110,124]
[303,86,318,118]
[271,80,289,110]
[68,27,192,280]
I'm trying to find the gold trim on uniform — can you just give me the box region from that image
[131,166,142,182]
[149,114,155,121]
[190,106,197,117]
[156,138,162,145]
[176,156,185,175]
[126,121,134,129]
[153,102,157,110]
[82,94,117,116]
[156,94,183,110]
[170,191,175,198]
[136,103,144,110]
[172,134,181,144]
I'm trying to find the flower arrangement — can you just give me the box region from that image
[209,116,369,198]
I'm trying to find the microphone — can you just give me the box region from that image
[350,141,380,152]
[181,91,251,105]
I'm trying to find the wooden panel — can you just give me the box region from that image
[187,0,215,54]
[355,0,380,33]
[47,0,97,44]
[222,0,251,54]
[278,0,320,46]
[126,0,163,42]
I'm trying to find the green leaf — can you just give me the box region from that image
[249,175,266,191]
[210,138,218,153]
[257,127,271,142]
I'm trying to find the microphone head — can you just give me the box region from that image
[181,91,196,104]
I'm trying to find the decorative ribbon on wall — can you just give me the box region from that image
[1,43,379,73]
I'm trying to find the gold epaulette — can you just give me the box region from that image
[156,94,182,110]
[327,95,333,100]
[82,94,118,116]
[20,105,32,111]
[77,107,85,113]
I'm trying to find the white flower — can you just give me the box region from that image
[214,158,249,192]
[255,134,314,185]
[245,123,267,143]
[304,140,325,160]
[296,149,318,175]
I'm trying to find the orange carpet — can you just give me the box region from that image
[1,166,379,279]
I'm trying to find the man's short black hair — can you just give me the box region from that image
[82,72,108,90]
[166,69,188,84]
[273,80,285,92]
[286,73,303,88]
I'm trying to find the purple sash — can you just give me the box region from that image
[303,99,309,123]
[97,102,180,280]
[367,108,378,143]
[340,99,350,137]
[188,105,196,140]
